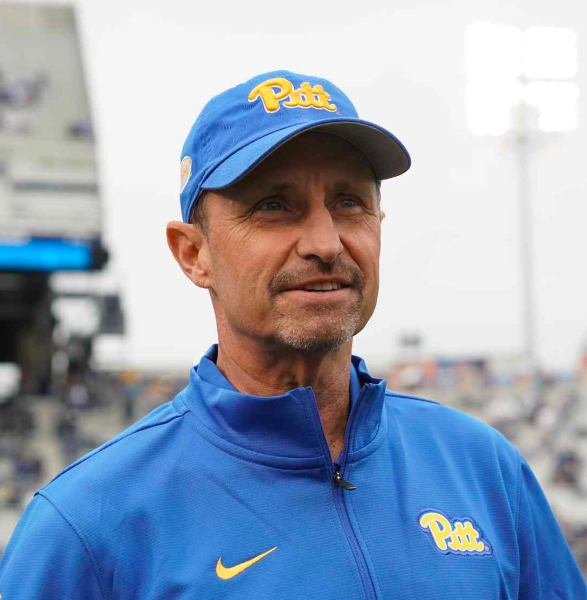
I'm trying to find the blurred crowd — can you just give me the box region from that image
[0,68,93,138]
[0,70,47,135]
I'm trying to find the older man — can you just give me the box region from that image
[0,71,585,599]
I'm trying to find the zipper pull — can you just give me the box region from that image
[333,465,356,490]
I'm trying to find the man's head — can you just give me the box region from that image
[167,70,410,355]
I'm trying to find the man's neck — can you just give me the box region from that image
[215,334,353,462]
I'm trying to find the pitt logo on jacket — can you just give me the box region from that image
[419,510,492,556]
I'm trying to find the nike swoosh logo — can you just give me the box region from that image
[216,546,277,580]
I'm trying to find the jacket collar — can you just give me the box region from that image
[196,345,362,405]
[180,344,387,462]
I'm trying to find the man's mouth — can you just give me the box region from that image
[283,278,353,295]
[286,278,352,293]
[298,281,348,292]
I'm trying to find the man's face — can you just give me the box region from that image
[197,131,383,354]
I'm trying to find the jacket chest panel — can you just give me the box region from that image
[108,473,366,599]
[341,453,518,599]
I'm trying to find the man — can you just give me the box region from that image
[0,70,585,599]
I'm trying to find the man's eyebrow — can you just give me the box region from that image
[232,182,295,200]
[329,180,376,194]
[225,182,294,204]
[332,179,370,188]
[263,182,296,194]
[237,179,375,202]
[265,180,373,193]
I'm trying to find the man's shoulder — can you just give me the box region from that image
[384,387,501,432]
[39,399,190,506]
[383,388,520,459]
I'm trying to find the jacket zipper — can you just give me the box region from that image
[307,386,377,600]
[333,465,356,490]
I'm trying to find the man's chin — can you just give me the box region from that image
[273,318,359,354]
[276,334,351,354]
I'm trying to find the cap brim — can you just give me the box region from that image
[201,118,411,191]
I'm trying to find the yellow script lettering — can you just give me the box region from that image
[420,512,487,553]
[249,78,337,113]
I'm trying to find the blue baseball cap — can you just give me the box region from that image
[179,70,411,222]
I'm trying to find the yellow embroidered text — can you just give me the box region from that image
[419,511,490,555]
[248,78,337,113]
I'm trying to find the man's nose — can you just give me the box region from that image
[295,205,343,264]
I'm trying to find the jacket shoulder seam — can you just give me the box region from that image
[384,390,441,406]
[46,409,187,485]
[36,491,108,600]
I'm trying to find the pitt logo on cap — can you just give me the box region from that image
[248,77,337,113]
[180,156,192,193]
[419,510,492,556]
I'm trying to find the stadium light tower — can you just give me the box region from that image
[465,22,579,378]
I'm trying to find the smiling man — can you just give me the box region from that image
[0,70,585,599]
[168,129,384,462]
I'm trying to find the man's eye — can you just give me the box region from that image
[257,200,284,212]
[338,197,359,209]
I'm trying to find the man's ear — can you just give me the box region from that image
[166,221,212,289]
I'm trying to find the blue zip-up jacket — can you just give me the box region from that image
[0,346,585,599]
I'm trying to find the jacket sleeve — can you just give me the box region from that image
[0,493,104,599]
[516,454,587,599]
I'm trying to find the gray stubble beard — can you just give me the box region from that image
[271,291,365,354]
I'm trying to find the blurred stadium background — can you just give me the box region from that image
[0,0,585,575]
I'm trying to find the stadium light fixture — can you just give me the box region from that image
[464,21,580,378]
[465,22,579,135]
[465,22,524,82]
[465,80,525,136]
[524,81,580,133]
[523,27,578,80]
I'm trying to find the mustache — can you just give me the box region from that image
[269,259,365,295]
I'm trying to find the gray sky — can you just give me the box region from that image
[19,0,586,372]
